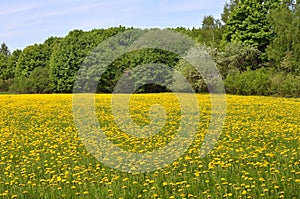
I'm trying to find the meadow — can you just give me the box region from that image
[0,94,299,198]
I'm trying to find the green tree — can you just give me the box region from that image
[216,42,260,78]
[201,16,223,47]
[225,68,271,95]
[0,54,8,80]
[7,49,22,79]
[97,48,179,93]
[266,1,300,74]
[221,0,239,24]
[15,44,47,77]
[0,49,21,92]
[0,54,9,91]
[173,16,223,48]
[202,16,216,29]
[173,59,207,93]
[27,67,52,93]
[50,27,127,93]
[0,43,10,56]
[222,0,280,53]
[12,37,61,93]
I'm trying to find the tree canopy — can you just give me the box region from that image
[0,1,299,97]
[266,1,300,73]
[222,0,281,52]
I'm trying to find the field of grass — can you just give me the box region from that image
[0,94,299,198]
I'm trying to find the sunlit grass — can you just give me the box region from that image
[0,94,299,198]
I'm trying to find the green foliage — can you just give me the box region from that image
[15,44,47,77]
[266,2,300,74]
[201,16,224,48]
[11,37,61,93]
[0,54,8,80]
[172,45,224,93]
[0,42,10,56]
[225,68,271,95]
[225,68,300,97]
[0,3,298,97]
[96,47,178,93]
[0,54,9,91]
[7,49,22,79]
[0,79,13,92]
[268,71,300,98]
[0,49,21,92]
[172,16,223,48]
[114,63,174,93]
[216,42,260,78]
[221,0,239,24]
[10,67,52,94]
[50,27,127,93]
[15,37,60,77]
[222,0,280,53]
[173,59,207,93]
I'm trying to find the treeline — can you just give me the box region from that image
[0,0,299,97]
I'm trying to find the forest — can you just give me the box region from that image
[0,0,299,97]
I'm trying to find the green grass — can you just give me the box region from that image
[0,94,299,198]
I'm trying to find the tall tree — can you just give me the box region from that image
[221,0,239,24]
[4,50,21,80]
[11,37,61,93]
[0,53,12,91]
[202,16,217,30]
[15,37,61,77]
[0,54,8,80]
[266,1,300,73]
[0,43,10,56]
[50,27,127,93]
[222,0,281,53]
[0,49,21,92]
[200,16,223,47]
[15,44,48,77]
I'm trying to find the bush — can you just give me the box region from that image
[10,67,52,94]
[225,68,300,98]
[225,68,271,95]
[269,72,300,98]
[216,42,261,78]
[0,79,13,92]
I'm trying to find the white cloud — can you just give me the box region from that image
[0,0,225,50]
[163,0,223,13]
[0,4,39,16]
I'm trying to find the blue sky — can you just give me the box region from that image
[0,0,226,51]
